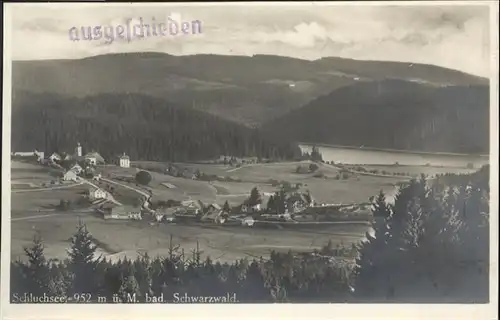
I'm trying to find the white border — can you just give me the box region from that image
[2,2,498,320]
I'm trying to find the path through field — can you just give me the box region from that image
[100,177,149,197]
[11,213,66,221]
[12,181,84,193]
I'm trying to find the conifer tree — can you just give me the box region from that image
[247,187,262,207]
[266,195,276,212]
[118,264,141,303]
[222,200,231,213]
[67,221,98,295]
[22,232,51,296]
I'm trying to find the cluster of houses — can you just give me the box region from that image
[13,142,131,169]
[93,187,317,228]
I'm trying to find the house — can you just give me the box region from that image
[119,153,130,168]
[180,200,204,215]
[34,150,45,161]
[101,205,141,220]
[88,188,107,201]
[154,207,177,222]
[84,152,105,165]
[85,155,97,165]
[286,192,314,214]
[202,210,226,224]
[12,150,44,162]
[241,202,261,213]
[206,203,222,212]
[63,170,78,181]
[12,151,35,157]
[202,203,225,224]
[70,164,83,174]
[241,216,255,227]
[49,153,62,162]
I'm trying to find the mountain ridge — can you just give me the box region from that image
[12,52,487,126]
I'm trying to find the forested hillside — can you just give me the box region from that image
[12,53,487,125]
[11,92,301,162]
[263,80,489,154]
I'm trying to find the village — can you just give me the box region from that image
[11,142,372,231]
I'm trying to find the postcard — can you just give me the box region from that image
[1,2,498,320]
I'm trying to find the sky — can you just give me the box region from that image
[8,3,492,77]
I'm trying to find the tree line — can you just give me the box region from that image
[11,165,489,303]
[12,92,302,162]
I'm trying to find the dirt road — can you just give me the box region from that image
[12,181,84,193]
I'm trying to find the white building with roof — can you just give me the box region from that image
[63,170,78,181]
[70,164,83,174]
[119,153,130,168]
[49,153,62,162]
[88,188,107,201]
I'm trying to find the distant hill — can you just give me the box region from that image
[11,92,301,162]
[12,53,487,126]
[262,80,489,154]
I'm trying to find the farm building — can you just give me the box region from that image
[180,199,204,215]
[63,170,78,181]
[154,207,177,222]
[119,153,130,168]
[241,216,255,227]
[12,151,35,157]
[34,151,44,161]
[84,152,105,165]
[201,203,226,224]
[49,153,62,162]
[101,205,141,220]
[241,202,261,213]
[70,164,83,174]
[286,192,315,213]
[12,150,44,162]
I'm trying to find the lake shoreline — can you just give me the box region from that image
[298,142,489,158]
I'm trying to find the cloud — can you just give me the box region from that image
[7,4,492,77]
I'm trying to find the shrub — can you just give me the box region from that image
[309,163,319,172]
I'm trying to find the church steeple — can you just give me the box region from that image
[75,142,82,157]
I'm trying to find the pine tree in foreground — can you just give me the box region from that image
[67,220,98,296]
[21,232,51,296]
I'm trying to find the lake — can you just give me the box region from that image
[300,144,489,168]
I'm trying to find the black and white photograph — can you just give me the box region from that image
[1,2,498,319]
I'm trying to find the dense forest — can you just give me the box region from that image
[263,80,489,154]
[11,92,302,162]
[11,165,489,303]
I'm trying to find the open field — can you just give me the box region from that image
[11,185,91,213]
[11,161,63,187]
[224,161,341,183]
[11,156,472,264]
[11,212,369,264]
[99,161,404,205]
